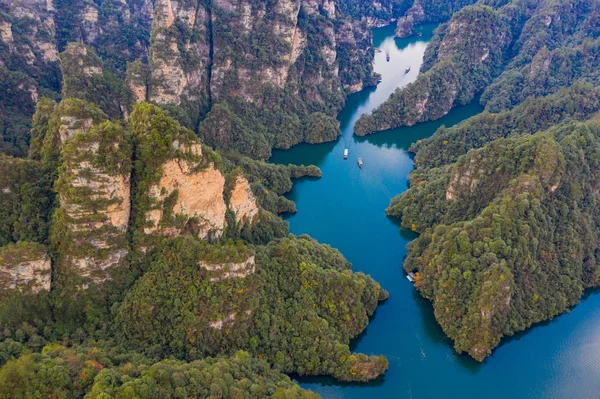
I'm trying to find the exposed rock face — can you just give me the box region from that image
[126,60,149,103]
[0,243,51,294]
[60,43,103,79]
[445,158,480,200]
[146,0,389,140]
[200,255,256,282]
[209,0,307,103]
[0,18,13,47]
[80,3,100,42]
[3,0,58,62]
[395,0,424,38]
[147,162,227,240]
[41,99,108,161]
[208,311,238,330]
[148,0,210,107]
[142,142,227,241]
[229,176,258,225]
[53,117,131,285]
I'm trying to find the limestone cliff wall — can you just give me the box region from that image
[0,243,51,294]
[200,254,255,283]
[143,143,227,241]
[148,0,210,107]
[2,0,58,63]
[53,118,131,285]
[229,175,258,225]
[145,0,389,122]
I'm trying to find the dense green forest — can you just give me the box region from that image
[357,0,600,135]
[387,86,600,360]
[0,0,412,160]
[0,345,318,398]
[375,0,600,361]
[0,93,388,395]
[0,15,394,389]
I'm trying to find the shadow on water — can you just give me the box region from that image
[492,287,600,351]
[410,285,484,374]
[293,373,387,390]
[354,97,484,150]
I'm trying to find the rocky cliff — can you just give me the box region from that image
[147,0,210,124]
[229,175,259,225]
[51,106,132,285]
[0,242,51,294]
[143,143,228,241]
[129,103,224,249]
[143,0,398,157]
[1,0,407,159]
[394,0,477,38]
[60,43,133,119]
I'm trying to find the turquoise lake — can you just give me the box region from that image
[270,23,600,398]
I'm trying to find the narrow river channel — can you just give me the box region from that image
[270,23,600,399]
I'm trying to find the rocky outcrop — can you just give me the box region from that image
[445,158,481,200]
[209,0,306,103]
[0,242,51,294]
[201,255,256,282]
[395,0,424,38]
[144,145,227,241]
[53,116,132,285]
[229,176,259,225]
[0,17,13,48]
[3,0,58,62]
[40,99,108,163]
[126,60,149,103]
[60,43,103,80]
[148,0,210,107]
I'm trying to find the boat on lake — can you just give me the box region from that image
[407,272,416,283]
[405,66,411,73]
[357,158,364,168]
[386,51,390,61]
[344,148,348,159]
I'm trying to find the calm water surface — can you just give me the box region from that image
[270,24,600,399]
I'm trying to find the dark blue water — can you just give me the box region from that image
[270,24,600,399]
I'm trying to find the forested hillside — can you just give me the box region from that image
[0,0,413,159]
[371,0,600,362]
[389,116,600,360]
[356,0,600,135]
[0,22,391,392]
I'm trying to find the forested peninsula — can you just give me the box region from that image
[384,0,600,361]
